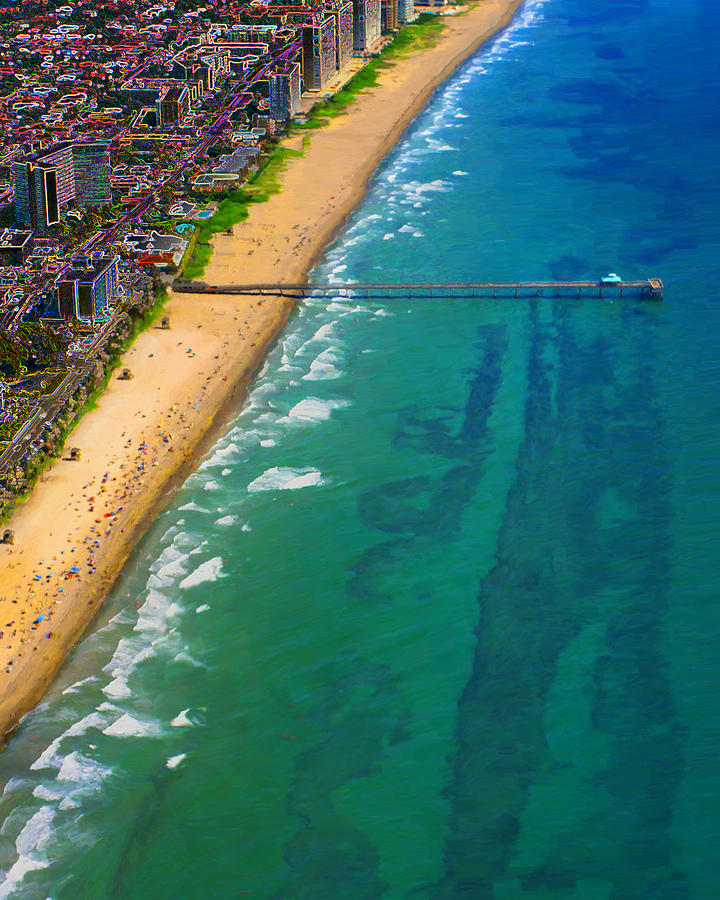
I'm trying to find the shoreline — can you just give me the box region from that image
[0,0,523,746]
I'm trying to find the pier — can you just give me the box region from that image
[173,279,664,299]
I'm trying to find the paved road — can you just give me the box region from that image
[0,312,123,478]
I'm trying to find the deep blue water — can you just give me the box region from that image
[0,0,719,896]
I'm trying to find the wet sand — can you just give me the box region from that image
[0,0,522,743]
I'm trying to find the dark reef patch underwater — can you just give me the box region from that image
[0,0,719,896]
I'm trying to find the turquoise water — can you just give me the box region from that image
[1,0,720,896]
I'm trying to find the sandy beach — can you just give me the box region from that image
[0,0,522,744]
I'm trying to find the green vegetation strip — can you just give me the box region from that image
[182,14,446,279]
[182,145,303,279]
[297,13,446,129]
[0,287,169,523]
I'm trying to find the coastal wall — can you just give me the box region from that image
[0,0,523,745]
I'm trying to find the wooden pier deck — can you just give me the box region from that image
[173,279,664,299]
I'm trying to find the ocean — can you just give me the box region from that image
[1,0,719,896]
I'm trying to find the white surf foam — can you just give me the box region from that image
[166,754,187,769]
[102,677,132,700]
[216,514,237,526]
[102,713,156,738]
[303,347,344,381]
[62,674,98,696]
[0,806,55,898]
[171,531,196,549]
[247,467,325,493]
[135,590,181,636]
[155,555,188,582]
[170,709,192,727]
[179,557,224,590]
[30,711,107,772]
[57,751,111,784]
[281,397,349,424]
[32,785,64,803]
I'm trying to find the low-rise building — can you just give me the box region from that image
[0,229,34,267]
[155,85,190,127]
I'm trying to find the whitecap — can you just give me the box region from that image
[260,439,276,447]
[134,590,180,635]
[0,806,55,898]
[160,524,179,543]
[281,397,349,424]
[213,443,238,460]
[171,709,192,727]
[30,711,107,772]
[103,713,155,738]
[105,638,151,681]
[196,604,210,614]
[383,233,395,240]
[302,348,344,382]
[102,677,132,700]
[32,784,64,803]
[166,754,187,769]
[248,467,324,492]
[155,555,188,582]
[216,514,237,526]
[57,750,111,783]
[62,674,98,696]
[179,557,224,590]
[1,778,27,799]
[452,170,469,175]
[174,648,204,669]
